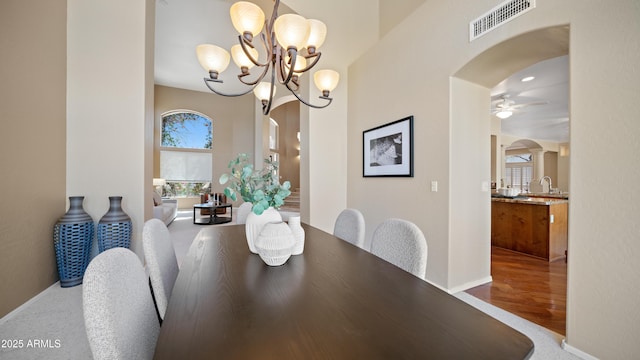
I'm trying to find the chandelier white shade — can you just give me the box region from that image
[196,0,339,115]
[314,70,339,95]
[273,14,310,50]
[196,44,230,75]
[285,55,307,73]
[230,2,265,37]
[253,82,276,102]
[305,19,327,51]
[231,44,259,70]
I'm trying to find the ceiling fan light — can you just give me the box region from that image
[496,110,513,119]
[230,1,265,37]
[253,81,275,101]
[274,14,310,50]
[305,19,327,51]
[196,44,230,74]
[231,44,259,70]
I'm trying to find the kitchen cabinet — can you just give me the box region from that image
[491,197,568,262]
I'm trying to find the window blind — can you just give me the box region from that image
[160,150,212,181]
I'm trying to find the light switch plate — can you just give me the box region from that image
[481,181,489,192]
[431,181,438,192]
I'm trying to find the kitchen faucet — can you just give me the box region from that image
[540,176,552,194]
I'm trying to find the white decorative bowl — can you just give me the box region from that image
[254,222,295,266]
[498,188,520,197]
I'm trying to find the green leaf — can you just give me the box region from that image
[273,194,284,207]
[219,173,229,185]
[241,165,253,180]
[253,189,265,201]
[253,202,265,215]
[223,187,236,201]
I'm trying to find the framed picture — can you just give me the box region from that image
[363,116,414,177]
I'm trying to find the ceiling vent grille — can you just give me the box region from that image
[470,0,536,41]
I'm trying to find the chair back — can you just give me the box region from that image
[83,248,160,360]
[370,218,428,279]
[143,218,179,320]
[333,208,366,248]
[236,202,253,224]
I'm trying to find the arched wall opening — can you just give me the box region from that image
[265,96,302,211]
[451,25,570,330]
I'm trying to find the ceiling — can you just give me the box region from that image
[154,0,569,144]
[154,0,380,95]
[491,55,569,144]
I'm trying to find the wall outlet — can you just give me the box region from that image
[431,181,438,192]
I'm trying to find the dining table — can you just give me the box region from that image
[154,223,534,359]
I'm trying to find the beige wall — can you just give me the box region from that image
[449,77,492,291]
[378,0,425,38]
[67,0,154,261]
[544,151,558,191]
[0,0,67,318]
[557,143,570,192]
[154,85,255,206]
[348,0,640,358]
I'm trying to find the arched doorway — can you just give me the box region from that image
[454,25,570,335]
[268,99,302,212]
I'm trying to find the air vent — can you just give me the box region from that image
[470,0,536,41]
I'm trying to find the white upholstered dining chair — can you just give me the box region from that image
[370,218,428,279]
[142,218,179,320]
[333,208,366,248]
[83,248,160,360]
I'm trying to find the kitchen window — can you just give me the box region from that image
[505,153,533,191]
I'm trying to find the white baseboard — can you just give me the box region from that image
[561,339,599,360]
[424,276,492,294]
[425,279,450,292]
[0,281,60,326]
[447,276,493,294]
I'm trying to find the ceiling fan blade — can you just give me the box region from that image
[510,101,548,109]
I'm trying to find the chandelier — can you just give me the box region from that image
[196,0,340,115]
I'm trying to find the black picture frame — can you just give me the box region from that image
[363,116,414,177]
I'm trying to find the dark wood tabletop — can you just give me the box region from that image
[154,224,533,359]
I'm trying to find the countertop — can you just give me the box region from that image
[491,194,569,205]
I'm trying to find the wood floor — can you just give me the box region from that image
[466,246,567,335]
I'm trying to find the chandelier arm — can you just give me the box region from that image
[203,78,256,97]
[261,65,278,115]
[268,0,280,32]
[284,82,333,109]
[290,76,300,91]
[237,61,271,86]
[277,47,297,86]
[239,35,270,68]
[296,52,322,73]
[275,46,286,84]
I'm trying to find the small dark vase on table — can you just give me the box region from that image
[97,196,132,252]
[53,196,94,288]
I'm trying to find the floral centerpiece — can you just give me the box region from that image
[219,153,292,215]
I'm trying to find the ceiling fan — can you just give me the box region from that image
[491,95,547,119]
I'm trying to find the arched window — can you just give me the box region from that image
[160,111,213,197]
